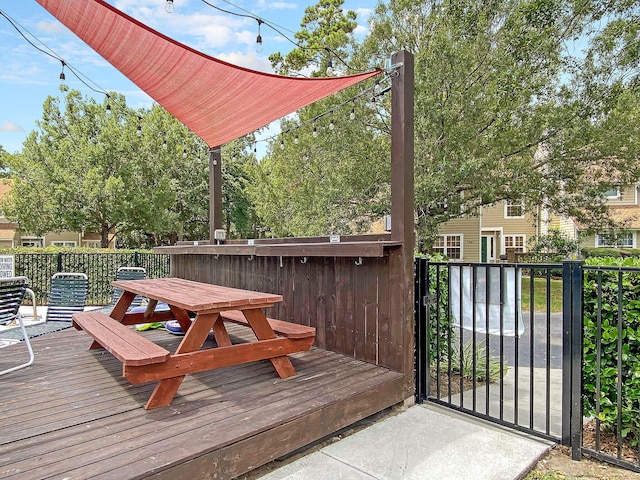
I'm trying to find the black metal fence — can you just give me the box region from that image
[13,252,170,305]
[579,264,640,472]
[415,258,640,473]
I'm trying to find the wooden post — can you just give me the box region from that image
[389,50,415,396]
[209,147,223,240]
[391,50,414,247]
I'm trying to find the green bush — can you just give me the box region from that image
[582,257,640,446]
[582,247,640,258]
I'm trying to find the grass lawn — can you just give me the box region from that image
[521,276,563,313]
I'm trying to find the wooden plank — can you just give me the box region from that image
[4,355,380,478]
[219,310,315,339]
[45,364,398,479]
[72,311,170,366]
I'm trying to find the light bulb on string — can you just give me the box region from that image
[256,20,263,53]
[350,107,355,120]
[329,115,335,131]
[136,116,142,137]
[312,122,318,138]
[165,0,174,14]
[59,61,66,81]
[182,149,187,158]
[280,136,285,150]
[162,136,168,149]
[294,134,299,145]
[326,58,334,76]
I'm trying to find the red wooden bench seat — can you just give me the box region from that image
[219,310,316,339]
[72,311,170,366]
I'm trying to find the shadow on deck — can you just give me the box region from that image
[0,325,404,480]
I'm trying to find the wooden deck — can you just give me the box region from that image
[0,325,405,480]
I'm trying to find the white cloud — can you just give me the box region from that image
[268,2,297,9]
[355,7,373,19]
[0,122,24,132]
[36,20,67,34]
[216,51,273,73]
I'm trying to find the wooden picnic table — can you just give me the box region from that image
[72,278,315,409]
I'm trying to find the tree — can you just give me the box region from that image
[221,137,261,239]
[3,89,208,248]
[250,0,389,237]
[0,145,12,177]
[268,0,358,77]
[352,0,640,250]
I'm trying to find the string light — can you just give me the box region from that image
[199,0,367,73]
[256,19,263,53]
[136,116,142,137]
[165,0,174,13]
[1,10,113,102]
[162,135,168,149]
[280,135,285,149]
[242,69,394,152]
[326,57,334,76]
[183,149,187,158]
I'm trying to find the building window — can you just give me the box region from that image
[52,241,77,248]
[21,238,43,247]
[596,232,634,248]
[504,201,525,218]
[433,234,463,259]
[84,241,101,248]
[603,187,621,199]
[504,235,526,253]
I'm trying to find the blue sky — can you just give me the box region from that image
[0,0,376,154]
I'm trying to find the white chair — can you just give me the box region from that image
[0,276,35,375]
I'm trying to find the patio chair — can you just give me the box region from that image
[0,276,35,375]
[111,266,146,308]
[45,272,88,322]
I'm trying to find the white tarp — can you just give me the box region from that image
[450,266,524,337]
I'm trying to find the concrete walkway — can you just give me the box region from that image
[259,404,552,480]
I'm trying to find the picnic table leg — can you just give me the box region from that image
[242,309,296,378]
[145,376,185,409]
[144,312,220,409]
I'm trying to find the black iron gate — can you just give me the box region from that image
[415,258,640,473]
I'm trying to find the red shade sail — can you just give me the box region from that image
[36,0,382,148]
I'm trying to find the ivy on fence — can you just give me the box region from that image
[583,257,640,447]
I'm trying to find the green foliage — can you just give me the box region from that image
[221,139,261,239]
[3,90,211,248]
[522,230,580,263]
[582,248,640,259]
[422,261,453,364]
[261,0,640,248]
[250,86,389,237]
[582,259,640,446]
[447,340,504,383]
[269,0,358,77]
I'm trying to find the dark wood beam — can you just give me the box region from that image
[209,147,223,239]
[390,50,414,247]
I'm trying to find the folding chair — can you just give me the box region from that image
[0,276,35,375]
[45,273,88,322]
[112,267,146,308]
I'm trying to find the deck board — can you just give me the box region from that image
[0,325,405,480]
